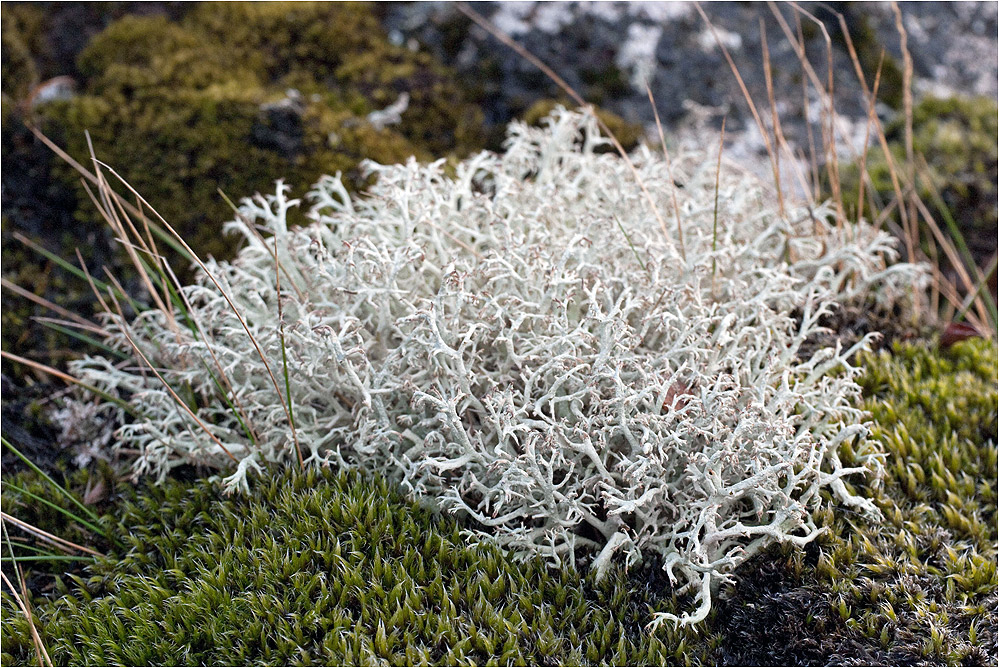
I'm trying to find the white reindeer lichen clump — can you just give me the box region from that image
[68,109,925,626]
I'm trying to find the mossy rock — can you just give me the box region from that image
[839,95,998,270]
[1,2,485,377]
[1,468,720,666]
[1,4,42,104]
[38,3,484,266]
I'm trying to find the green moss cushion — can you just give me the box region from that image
[1,468,718,666]
[1,2,486,374]
[839,95,998,267]
[818,338,997,663]
[38,2,483,266]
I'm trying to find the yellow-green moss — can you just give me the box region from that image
[2,2,485,375]
[36,2,483,267]
[810,338,997,663]
[0,4,45,103]
[0,468,720,666]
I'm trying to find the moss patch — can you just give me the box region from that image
[38,3,484,266]
[713,338,997,665]
[1,468,719,666]
[1,2,486,376]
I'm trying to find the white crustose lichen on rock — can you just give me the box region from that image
[62,109,927,627]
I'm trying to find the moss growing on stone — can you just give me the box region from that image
[2,2,485,377]
[38,3,483,268]
[1,468,720,666]
[0,4,42,104]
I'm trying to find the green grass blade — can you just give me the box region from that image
[3,541,66,557]
[613,215,647,273]
[1,438,100,524]
[279,325,296,436]
[955,254,999,327]
[917,167,999,326]
[3,483,108,540]
[36,321,127,359]
[1,555,94,563]
[14,234,124,303]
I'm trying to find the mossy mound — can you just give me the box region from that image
[36,2,484,266]
[822,338,997,663]
[840,95,998,271]
[1,2,485,376]
[1,4,41,104]
[1,463,126,590]
[1,468,720,667]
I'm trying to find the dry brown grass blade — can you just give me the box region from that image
[90,159,305,469]
[770,3,847,226]
[0,512,102,558]
[98,282,239,464]
[759,17,812,205]
[0,351,132,417]
[24,122,150,227]
[855,51,886,227]
[0,278,100,331]
[696,2,785,217]
[816,4,914,246]
[85,177,263,448]
[890,2,918,267]
[0,567,52,667]
[644,82,685,252]
[793,12,821,202]
[456,2,685,261]
[79,151,179,339]
[834,2,991,325]
[159,259,263,446]
[910,193,993,334]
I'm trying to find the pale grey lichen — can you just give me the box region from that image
[63,108,927,627]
